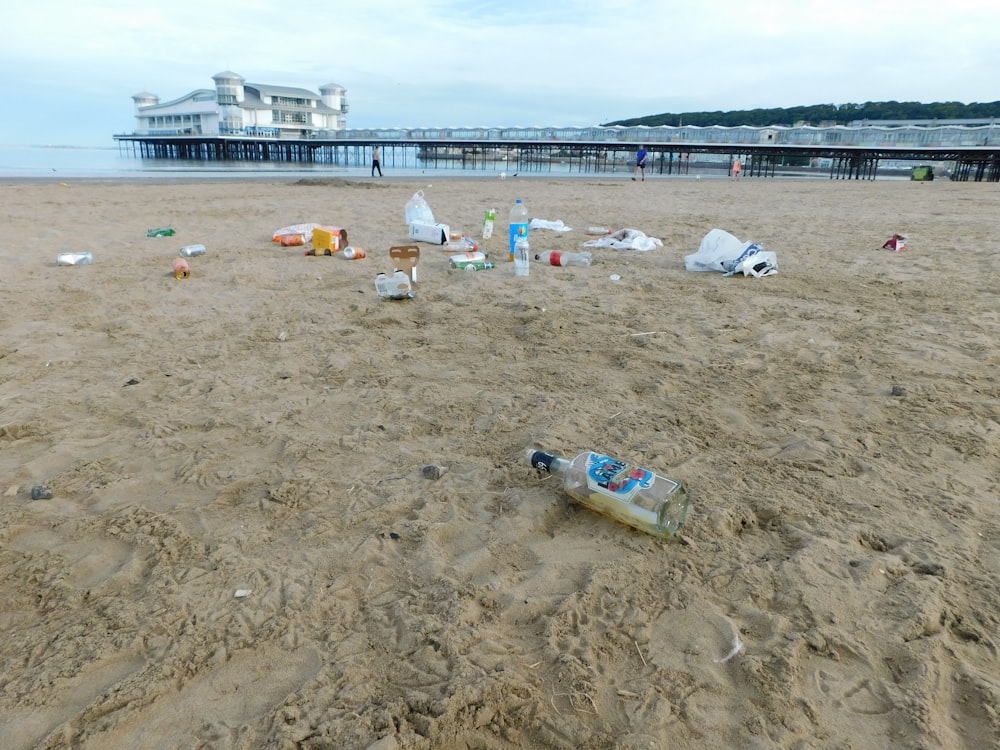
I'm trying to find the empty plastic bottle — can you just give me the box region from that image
[509,198,529,261]
[534,250,593,267]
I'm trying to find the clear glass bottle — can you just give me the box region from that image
[527,448,689,539]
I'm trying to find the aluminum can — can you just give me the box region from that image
[343,246,366,259]
[56,252,93,266]
[179,244,206,257]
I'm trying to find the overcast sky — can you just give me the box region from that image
[2,0,998,147]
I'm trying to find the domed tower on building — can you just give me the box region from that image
[131,92,159,112]
[319,82,349,130]
[213,71,246,134]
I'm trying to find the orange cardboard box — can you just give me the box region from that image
[311,226,349,254]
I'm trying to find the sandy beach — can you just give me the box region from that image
[1,173,998,750]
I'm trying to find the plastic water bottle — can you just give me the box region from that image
[509,198,529,261]
[179,244,206,257]
[482,208,496,239]
[534,250,592,267]
[514,238,530,276]
[527,448,689,539]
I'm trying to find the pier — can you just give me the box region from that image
[113,126,1000,181]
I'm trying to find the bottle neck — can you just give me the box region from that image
[528,450,570,475]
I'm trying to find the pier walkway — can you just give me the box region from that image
[114,127,1000,181]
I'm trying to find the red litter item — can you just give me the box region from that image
[882,234,907,251]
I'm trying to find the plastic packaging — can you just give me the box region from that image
[375,270,416,300]
[179,244,206,257]
[482,208,496,239]
[56,252,92,266]
[534,250,593,267]
[147,227,175,237]
[514,237,530,277]
[342,246,366,259]
[173,258,190,279]
[527,448,689,539]
[509,198,529,261]
[405,191,435,226]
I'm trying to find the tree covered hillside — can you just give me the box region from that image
[605,101,1000,128]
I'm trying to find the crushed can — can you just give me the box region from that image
[56,252,93,266]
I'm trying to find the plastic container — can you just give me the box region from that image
[56,252,92,266]
[405,191,435,226]
[527,448,689,539]
[482,208,496,239]
[586,226,612,236]
[147,228,175,237]
[343,246,366,259]
[179,244,206,257]
[173,258,190,279]
[514,238,530,277]
[375,270,416,300]
[509,198,529,261]
[534,250,593,267]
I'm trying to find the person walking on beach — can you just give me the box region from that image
[731,157,742,180]
[632,147,648,181]
[371,146,382,177]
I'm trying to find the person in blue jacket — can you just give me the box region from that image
[632,147,648,181]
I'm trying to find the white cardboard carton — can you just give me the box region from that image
[408,222,449,245]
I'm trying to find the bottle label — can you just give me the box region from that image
[509,223,528,256]
[584,453,661,503]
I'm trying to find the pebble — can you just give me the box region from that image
[31,486,53,500]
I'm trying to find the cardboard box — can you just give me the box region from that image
[312,225,348,254]
[389,245,420,283]
[408,222,449,245]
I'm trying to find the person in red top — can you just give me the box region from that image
[731,157,742,180]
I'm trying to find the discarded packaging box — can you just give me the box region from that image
[312,226,349,254]
[408,222,449,245]
[389,245,421,283]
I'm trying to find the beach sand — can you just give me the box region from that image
[1,174,998,750]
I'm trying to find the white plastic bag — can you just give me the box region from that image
[405,191,435,225]
[685,229,777,276]
[583,228,662,252]
[529,218,572,233]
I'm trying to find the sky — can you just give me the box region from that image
[2,0,999,147]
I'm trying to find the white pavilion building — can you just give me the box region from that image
[131,71,348,138]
